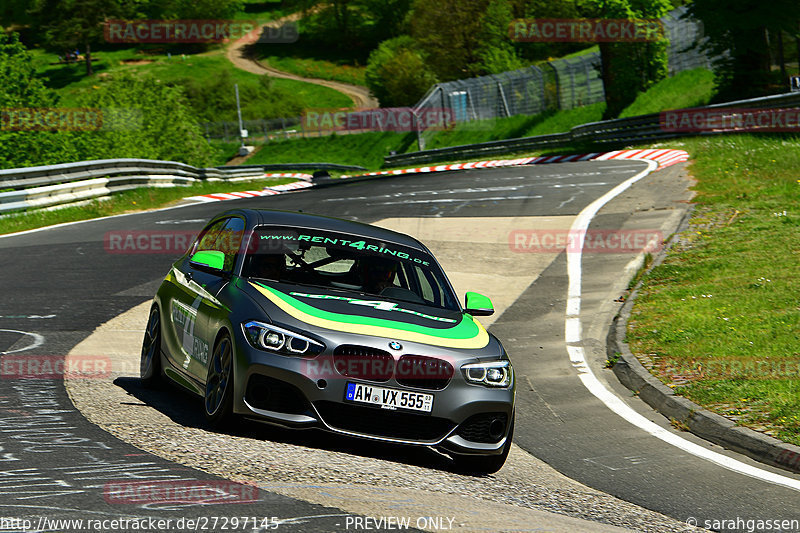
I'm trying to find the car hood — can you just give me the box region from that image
[241,279,490,350]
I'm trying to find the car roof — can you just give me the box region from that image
[220,209,429,252]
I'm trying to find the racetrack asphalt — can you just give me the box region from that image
[1,161,798,532]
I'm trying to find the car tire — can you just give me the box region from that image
[204,332,235,428]
[140,305,163,388]
[453,415,514,475]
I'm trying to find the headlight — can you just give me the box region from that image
[242,321,324,356]
[461,360,512,388]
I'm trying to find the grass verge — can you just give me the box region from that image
[246,132,417,169]
[422,104,605,150]
[258,48,367,87]
[0,177,293,236]
[32,49,353,112]
[618,68,715,118]
[626,134,800,445]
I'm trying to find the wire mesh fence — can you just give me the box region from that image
[202,117,304,143]
[411,6,710,148]
[203,7,711,148]
[663,6,711,75]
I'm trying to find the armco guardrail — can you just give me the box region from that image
[385,91,800,167]
[0,159,361,215]
[216,163,367,172]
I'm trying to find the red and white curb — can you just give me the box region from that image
[544,148,690,169]
[340,149,689,179]
[260,173,314,180]
[184,149,689,204]
[185,174,313,203]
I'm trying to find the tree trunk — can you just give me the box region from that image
[777,30,786,84]
[731,26,772,97]
[796,33,800,76]
[598,42,618,119]
[85,41,93,76]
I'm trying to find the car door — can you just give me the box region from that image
[165,216,245,388]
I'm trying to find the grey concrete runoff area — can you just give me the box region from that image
[1,161,798,532]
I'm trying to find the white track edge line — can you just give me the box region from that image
[565,159,800,492]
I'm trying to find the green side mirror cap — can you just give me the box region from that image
[465,291,494,316]
[190,250,225,271]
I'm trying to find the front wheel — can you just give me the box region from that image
[204,333,235,428]
[453,416,514,475]
[140,306,162,388]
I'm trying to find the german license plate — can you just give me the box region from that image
[345,382,433,413]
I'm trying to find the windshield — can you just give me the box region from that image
[243,225,459,311]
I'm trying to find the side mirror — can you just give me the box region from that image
[464,292,494,316]
[189,250,225,272]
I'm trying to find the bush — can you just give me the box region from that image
[70,74,215,165]
[365,36,437,107]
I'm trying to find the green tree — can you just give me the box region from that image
[298,0,362,50]
[285,0,412,55]
[520,0,596,61]
[0,0,35,28]
[410,0,524,80]
[359,0,413,38]
[0,31,75,169]
[127,0,244,19]
[71,74,214,164]
[0,33,213,168]
[30,0,120,76]
[477,0,524,74]
[689,0,800,99]
[0,32,54,108]
[586,0,671,118]
[409,0,491,80]
[365,36,437,107]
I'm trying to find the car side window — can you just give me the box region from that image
[217,218,245,271]
[415,265,436,303]
[192,217,245,272]
[194,219,228,254]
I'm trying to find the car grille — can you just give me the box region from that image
[456,413,508,444]
[314,400,455,442]
[245,375,310,415]
[333,345,394,382]
[395,354,453,390]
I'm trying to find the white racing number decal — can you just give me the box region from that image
[289,292,457,324]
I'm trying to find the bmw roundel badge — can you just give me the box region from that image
[388,341,402,351]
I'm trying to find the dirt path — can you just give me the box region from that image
[226,11,378,109]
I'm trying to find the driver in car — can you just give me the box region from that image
[358,257,398,295]
[250,253,285,280]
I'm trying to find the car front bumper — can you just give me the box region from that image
[231,332,515,456]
